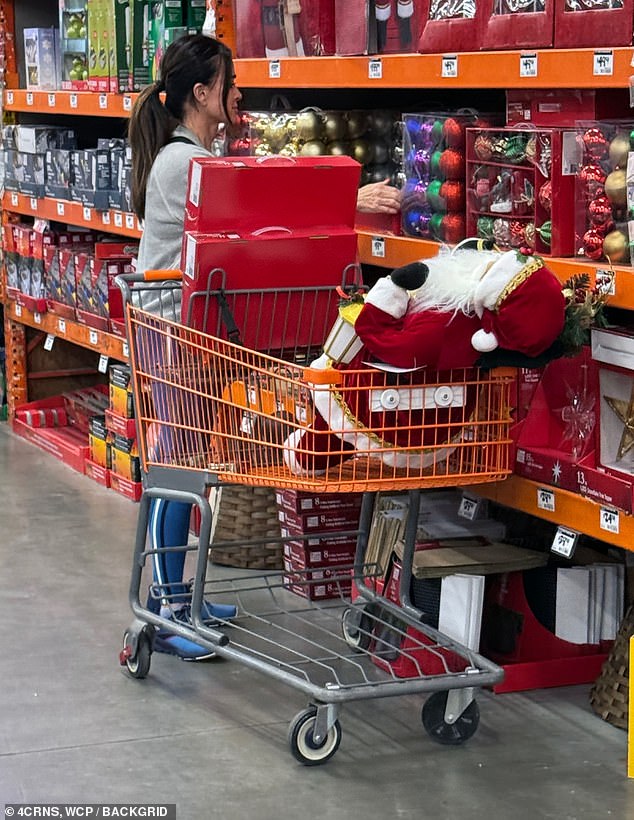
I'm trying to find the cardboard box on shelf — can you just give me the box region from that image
[24,27,59,91]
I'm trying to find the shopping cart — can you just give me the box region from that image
[117,269,513,764]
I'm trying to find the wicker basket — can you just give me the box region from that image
[209,485,282,570]
[589,603,634,730]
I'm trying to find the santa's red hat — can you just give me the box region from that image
[471,251,566,357]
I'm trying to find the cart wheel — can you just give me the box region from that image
[288,707,342,766]
[121,629,152,679]
[421,691,480,746]
[341,605,373,652]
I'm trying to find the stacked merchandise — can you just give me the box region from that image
[278,490,363,600]
[3,124,76,199]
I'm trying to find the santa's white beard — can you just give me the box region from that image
[408,248,498,316]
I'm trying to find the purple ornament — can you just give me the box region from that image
[403,206,432,237]
[416,120,435,151]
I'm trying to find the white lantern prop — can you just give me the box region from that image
[322,299,365,365]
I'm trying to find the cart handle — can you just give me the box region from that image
[143,269,183,281]
[302,366,343,384]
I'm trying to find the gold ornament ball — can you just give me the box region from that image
[350,138,374,165]
[327,140,348,156]
[345,110,369,140]
[603,229,630,263]
[254,142,272,156]
[609,133,630,169]
[604,169,627,208]
[263,120,287,150]
[300,139,327,156]
[324,112,346,142]
[295,110,323,142]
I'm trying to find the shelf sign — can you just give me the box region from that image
[48,93,56,108]
[10,192,19,207]
[44,333,55,352]
[114,212,123,228]
[122,341,129,359]
[593,50,613,76]
[29,197,38,211]
[123,95,132,112]
[371,236,385,258]
[6,90,13,105]
[99,94,108,109]
[537,487,555,512]
[458,492,481,521]
[26,92,34,106]
[70,93,78,109]
[599,506,620,534]
[56,201,65,216]
[33,311,42,324]
[595,267,616,296]
[368,59,382,79]
[83,206,92,221]
[441,55,458,78]
[102,212,111,225]
[89,329,99,346]
[14,304,22,318]
[551,526,579,559]
[268,60,281,79]
[125,214,135,230]
[519,53,538,78]
[57,319,66,335]
[98,354,109,374]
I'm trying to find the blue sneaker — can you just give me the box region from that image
[153,629,216,662]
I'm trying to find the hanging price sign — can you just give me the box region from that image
[593,50,613,76]
[89,329,99,346]
[536,487,555,512]
[10,192,19,207]
[98,354,109,374]
[33,312,42,324]
[57,319,66,334]
[441,55,458,78]
[102,212,111,225]
[44,334,55,351]
[458,493,481,521]
[599,507,620,534]
[6,91,13,105]
[14,304,22,317]
[70,93,78,109]
[99,94,108,109]
[26,92,34,106]
[114,212,123,228]
[122,342,129,359]
[368,59,382,79]
[123,95,132,112]
[551,526,579,558]
[268,60,281,79]
[29,198,38,211]
[371,236,385,258]
[125,214,135,230]
[519,53,538,77]
[56,201,65,216]
[83,206,92,221]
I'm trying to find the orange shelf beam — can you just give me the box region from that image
[4,300,129,363]
[2,192,142,239]
[3,89,137,117]
[357,231,634,310]
[466,475,634,550]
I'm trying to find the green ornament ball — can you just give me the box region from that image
[426,179,446,212]
[537,220,552,246]
[430,212,444,240]
[431,120,444,146]
[430,149,444,179]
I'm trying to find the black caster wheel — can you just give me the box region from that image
[422,691,480,746]
[341,605,373,652]
[120,629,152,679]
[288,706,342,765]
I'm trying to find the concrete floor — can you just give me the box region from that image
[1,422,634,819]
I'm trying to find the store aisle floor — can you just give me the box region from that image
[1,424,633,819]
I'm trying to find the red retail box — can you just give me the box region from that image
[481,0,554,50]
[506,90,632,128]
[573,449,634,512]
[553,0,634,47]
[105,408,137,439]
[283,561,352,600]
[109,472,143,502]
[283,538,356,568]
[355,210,402,236]
[180,229,358,349]
[275,488,363,514]
[279,506,361,534]
[12,408,89,475]
[335,0,423,55]
[516,367,543,422]
[235,0,335,57]
[184,156,360,234]
[85,458,111,488]
[417,0,483,54]
[3,223,19,300]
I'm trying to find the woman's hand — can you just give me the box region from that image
[356,179,402,214]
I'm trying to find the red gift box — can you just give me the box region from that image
[553,0,634,48]
[275,488,362,514]
[283,537,357,568]
[481,0,554,50]
[506,89,632,128]
[235,0,335,57]
[417,0,483,53]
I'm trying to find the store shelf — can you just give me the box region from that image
[3,88,137,117]
[4,300,129,363]
[234,48,634,90]
[2,192,142,238]
[467,474,634,550]
[357,231,632,310]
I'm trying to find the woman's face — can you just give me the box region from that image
[195,68,242,139]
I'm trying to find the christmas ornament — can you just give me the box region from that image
[538,180,552,213]
[371,139,390,166]
[581,127,609,162]
[524,221,536,249]
[559,377,596,458]
[439,180,465,211]
[503,134,528,164]
[476,216,495,239]
[582,228,604,260]
[391,143,404,165]
[350,138,374,165]
[604,384,634,462]
[578,164,607,199]
[411,147,430,178]
[509,220,526,248]
[426,178,445,212]
[300,139,327,156]
[604,169,627,209]
[430,149,444,178]
[327,140,348,156]
[536,221,552,246]
[430,211,445,239]
[367,164,393,183]
[442,117,465,150]
[473,134,494,161]
[346,111,369,140]
[608,132,630,169]
[263,118,288,149]
[603,229,629,263]
[370,110,393,137]
[296,110,323,142]
[439,148,464,181]
[588,195,613,226]
[403,207,431,236]
[324,112,346,143]
[442,213,466,245]
[492,218,512,246]
[431,119,444,146]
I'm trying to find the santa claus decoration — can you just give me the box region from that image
[283,242,570,476]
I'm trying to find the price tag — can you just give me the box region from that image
[58,318,66,334]
[114,212,123,228]
[268,60,281,79]
[99,94,108,109]
[48,93,56,107]
[368,59,382,79]
[6,90,13,105]
[519,53,538,78]
[26,92,34,106]
[122,341,129,359]
[83,206,92,221]
[123,95,132,112]
[551,526,579,559]
[137,218,143,232]
[33,311,42,324]
[595,268,616,296]
[44,333,55,351]
[15,304,22,317]
[70,93,78,109]
[102,211,111,225]
[10,192,19,207]
[593,50,614,76]
[125,213,135,230]
[56,201,65,216]
[537,487,555,512]
[29,197,38,211]
[600,506,620,534]
[371,236,385,258]
[441,55,458,78]
[458,493,481,521]
[89,329,99,346]
[98,354,109,374]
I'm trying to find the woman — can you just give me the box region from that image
[129,34,242,661]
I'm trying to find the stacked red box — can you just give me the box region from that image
[506,89,632,129]
[46,229,96,320]
[234,0,335,57]
[335,0,423,55]
[417,0,483,53]
[74,241,138,332]
[481,0,554,50]
[553,0,634,47]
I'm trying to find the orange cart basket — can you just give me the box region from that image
[125,283,514,494]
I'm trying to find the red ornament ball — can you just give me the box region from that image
[442,213,466,245]
[538,180,552,213]
[442,117,465,150]
[581,128,609,162]
[578,164,607,199]
[588,195,613,226]
[439,180,465,211]
[439,148,464,181]
[473,134,493,161]
[509,220,526,248]
[582,228,604,260]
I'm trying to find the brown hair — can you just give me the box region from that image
[128,34,234,220]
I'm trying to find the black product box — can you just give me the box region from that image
[1,125,18,149]
[3,148,20,191]
[109,364,134,418]
[18,253,31,296]
[45,148,73,200]
[99,137,127,210]
[30,256,46,299]
[111,433,141,482]
[17,152,46,197]
[70,148,111,208]
[15,125,76,154]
